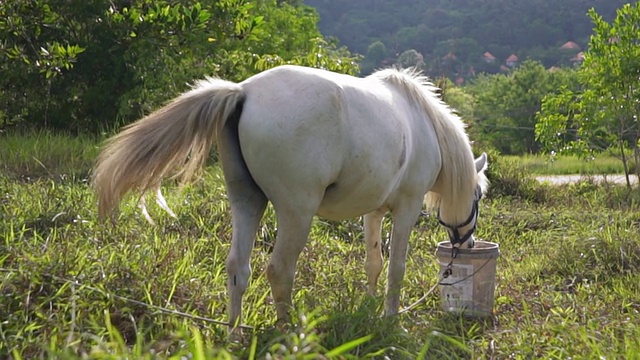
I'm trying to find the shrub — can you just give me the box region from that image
[482,149,548,202]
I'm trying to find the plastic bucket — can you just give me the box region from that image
[436,241,500,317]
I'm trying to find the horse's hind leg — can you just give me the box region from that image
[218,125,268,329]
[225,183,267,328]
[364,209,385,295]
[266,206,317,323]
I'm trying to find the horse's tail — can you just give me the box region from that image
[93,78,244,220]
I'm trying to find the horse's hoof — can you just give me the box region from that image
[274,317,292,332]
[226,327,245,344]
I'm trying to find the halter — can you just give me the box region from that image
[437,187,482,249]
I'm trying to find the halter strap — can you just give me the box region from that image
[437,198,480,247]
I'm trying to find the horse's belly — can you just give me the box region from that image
[316,201,378,221]
[316,182,390,220]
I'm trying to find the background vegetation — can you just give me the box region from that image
[308,0,626,77]
[536,4,640,187]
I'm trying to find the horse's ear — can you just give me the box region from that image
[475,152,488,173]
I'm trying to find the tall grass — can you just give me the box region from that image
[0,130,102,179]
[1,131,639,358]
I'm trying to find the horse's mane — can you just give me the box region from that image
[370,67,488,223]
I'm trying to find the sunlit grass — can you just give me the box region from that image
[1,130,639,358]
[503,153,630,175]
[0,129,103,179]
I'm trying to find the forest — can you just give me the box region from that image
[307,0,627,77]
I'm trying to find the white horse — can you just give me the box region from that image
[93,65,488,328]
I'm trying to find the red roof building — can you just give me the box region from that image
[560,41,581,50]
[483,51,496,63]
[443,52,457,61]
[570,52,585,63]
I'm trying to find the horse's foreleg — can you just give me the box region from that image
[266,208,315,323]
[364,209,385,296]
[385,201,422,315]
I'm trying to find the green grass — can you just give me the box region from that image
[503,153,630,175]
[2,131,640,359]
[0,130,103,179]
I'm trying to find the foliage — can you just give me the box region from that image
[253,37,360,74]
[481,149,548,202]
[536,3,640,186]
[0,0,358,132]
[467,61,579,154]
[2,129,640,359]
[307,0,626,78]
[396,49,424,69]
[440,80,473,121]
[435,78,480,147]
[360,40,388,74]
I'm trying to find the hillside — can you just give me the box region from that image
[305,0,627,77]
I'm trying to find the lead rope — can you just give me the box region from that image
[397,245,492,315]
[0,267,254,330]
[397,246,459,314]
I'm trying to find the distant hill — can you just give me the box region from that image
[305,0,627,77]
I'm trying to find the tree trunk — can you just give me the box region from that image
[620,140,631,188]
[634,136,640,187]
[635,106,640,187]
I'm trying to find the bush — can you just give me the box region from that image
[0,0,359,133]
[482,149,548,202]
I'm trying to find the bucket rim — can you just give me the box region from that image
[436,240,500,257]
[437,240,499,249]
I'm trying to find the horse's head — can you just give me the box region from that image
[438,152,488,249]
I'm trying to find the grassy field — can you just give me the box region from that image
[503,153,632,175]
[2,132,640,359]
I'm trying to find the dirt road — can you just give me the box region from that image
[535,174,638,185]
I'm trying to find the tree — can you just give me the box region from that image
[241,1,359,75]
[536,4,640,186]
[396,49,424,69]
[438,79,482,146]
[360,40,388,74]
[0,0,358,132]
[468,60,578,154]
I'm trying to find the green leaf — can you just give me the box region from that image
[326,335,373,357]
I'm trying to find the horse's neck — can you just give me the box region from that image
[429,178,475,225]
